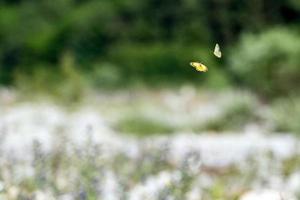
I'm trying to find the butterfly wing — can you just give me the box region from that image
[214,43,222,58]
[190,62,208,72]
[196,64,208,72]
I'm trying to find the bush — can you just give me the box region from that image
[15,52,86,103]
[89,62,122,89]
[200,93,259,131]
[108,43,226,87]
[116,114,175,136]
[229,28,300,98]
[272,97,300,134]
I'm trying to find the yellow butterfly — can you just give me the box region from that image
[190,62,208,72]
[190,43,221,72]
[213,43,222,58]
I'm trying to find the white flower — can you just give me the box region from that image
[240,189,296,200]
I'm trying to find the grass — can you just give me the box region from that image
[272,97,300,134]
[114,91,267,135]
[197,98,259,132]
[282,155,300,177]
[115,114,175,136]
[1,134,297,200]
[0,95,300,199]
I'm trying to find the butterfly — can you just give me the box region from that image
[189,43,221,73]
[190,62,208,72]
[213,43,222,58]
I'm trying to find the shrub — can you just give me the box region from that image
[89,62,122,89]
[271,97,300,134]
[116,114,175,136]
[14,52,86,103]
[229,28,300,98]
[108,43,227,88]
[201,97,258,131]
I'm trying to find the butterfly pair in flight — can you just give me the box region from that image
[190,43,221,72]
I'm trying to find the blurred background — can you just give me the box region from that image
[0,0,299,96]
[0,0,300,199]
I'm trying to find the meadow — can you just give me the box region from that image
[0,88,299,199]
[0,0,300,199]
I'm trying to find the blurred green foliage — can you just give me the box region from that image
[15,52,86,103]
[201,100,258,132]
[272,97,300,134]
[116,114,175,136]
[229,28,300,98]
[198,94,260,132]
[0,0,299,95]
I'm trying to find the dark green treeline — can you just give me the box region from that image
[0,0,299,90]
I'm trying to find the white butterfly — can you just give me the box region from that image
[213,43,222,58]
